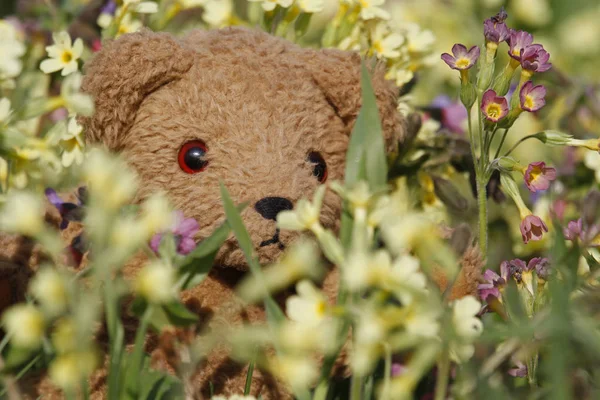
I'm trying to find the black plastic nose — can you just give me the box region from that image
[254,197,293,220]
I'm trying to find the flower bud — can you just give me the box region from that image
[494,157,522,172]
[460,80,477,109]
[477,59,495,91]
[533,130,573,146]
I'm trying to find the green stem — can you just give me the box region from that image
[313,380,329,400]
[494,129,510,160]
[476,176,488,258]
[466,104,478,172]
[434,349,451,400]
[504,134,538,157]
[382,342,392,400]
[124,306,153,396]
[527,350,539,387]
[349,373,363,400]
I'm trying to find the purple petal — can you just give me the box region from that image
[177,237,197,255]
[441,53,457,69]
[45,188,63,207]
[174,218,200,237]
[149,233,163,254]
[451,43,468,57]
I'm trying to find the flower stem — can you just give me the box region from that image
[504,134,538,157]
[382,343,392,400]
[527,350,539,387]
[434,349,451,400]
[350,373,363,400]
[476,176,488,258]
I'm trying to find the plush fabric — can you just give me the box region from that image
[0,27,480,399]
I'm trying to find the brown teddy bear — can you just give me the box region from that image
[0,27,481,399]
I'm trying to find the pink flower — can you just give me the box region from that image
[508,30,534,62]
[478,269,506,302]
[520,214,548,244]
[523,161,556,192]
[483,10,510,44]
[520,44,551,73]
[481,89,509,122]
[519,81,546,112]
[150,211,200,255]
[441,44,480,70]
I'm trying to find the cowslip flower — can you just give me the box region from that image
[481,89,509,122]
[522,161,556,192]
[40,32,83,76]
[478,262,509,302]
[564,218,583,241]
[2,304,45,348]
[150,210,199,255]
[519,81,546,112]
[483,9,510,44]
[135,260,176,304]
[248,0,293,12]
[441,44,480,72]
[520,44,551,74]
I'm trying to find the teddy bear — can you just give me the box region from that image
[0,27,481,399]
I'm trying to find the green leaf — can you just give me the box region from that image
[162,301,199,326]
[137,356,182,400]
[158,233,177,260]
[219,182,284,325]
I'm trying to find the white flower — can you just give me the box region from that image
[49,350,97,390]
[117,13,143,36]
[97,12,113,29]
[452,296,483,340]
[270,355,318,391]
[277,185,325,231]
[0,97,12,125]
[59,118,85,167]
[84,149,138,210]
[286,280,328,326]
[135,260,176,304]
[404,302,440,338]
[0,191,45,236]
[380,212,436,255]
[297,0,324,13]
[124,0,159,13]
[30,268,69,316]
[2,304,45,348]
[450,296,483,363]
[0,20,26,84]
[203,0,233,27]
[405,23,436,54]
[140,194,173,234]
[371,23,405,59]
[388,253,427,305]
[584,150,600,183]
[342,250,372,290]
[40,32,84,76]
[60,72,95,116]
[247,0,293,12]
[355,0,390,21]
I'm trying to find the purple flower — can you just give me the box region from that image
[430,95,468,134]
[478,269,507,302]
[150,211,200,255]
[441,44,480,71]
[508,360,527,377]
[523,161,556,193]
[528,257,550,280]
[520,44,552,73]
[564,218,583,241]
[520,214,548,244]
[519,81,546,112]
[391,363,406,377]
[508,30,534,62]
[483,10,510,44]
[100,0,117,15]
[45,188,85,230]
[481,89,509,122]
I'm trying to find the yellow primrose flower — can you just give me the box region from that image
[30,268,69,316]
[269,355,319,392]
[135,260,176,304]
[0,97,11,125]
[116,13,143,36]
[0,20,26,87]
[140,193,173,234]
[286,280,328,326]
[370,22,405,59]
[52,318,79,354]
[59,118,85,167]
[203,0,234,27]
[404,22,436,56]
[278,319,338,354]
[2,304,45,348]
[297,0,324,13]
[403,301,440,338]
[49,350,98,390]
[40,32,84,76]
[60,72,95,116]
[248,0,293,12]
[0,191,45,236]
[123,0,159,14]
[350,0,390,21]
[277,184,325,232]
[84,149,138,210]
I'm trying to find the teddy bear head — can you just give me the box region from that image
[79,27,405,271]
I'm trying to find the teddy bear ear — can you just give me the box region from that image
[297,48,406,151]
[80,29,194,151]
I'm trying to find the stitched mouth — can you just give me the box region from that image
[259,228,285,250]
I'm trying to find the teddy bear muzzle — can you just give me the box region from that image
[254,196,293,249]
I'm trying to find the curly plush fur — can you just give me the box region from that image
[0,27,480,399]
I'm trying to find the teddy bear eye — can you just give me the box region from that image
[307,151,327,183]
[178,140,208,174]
